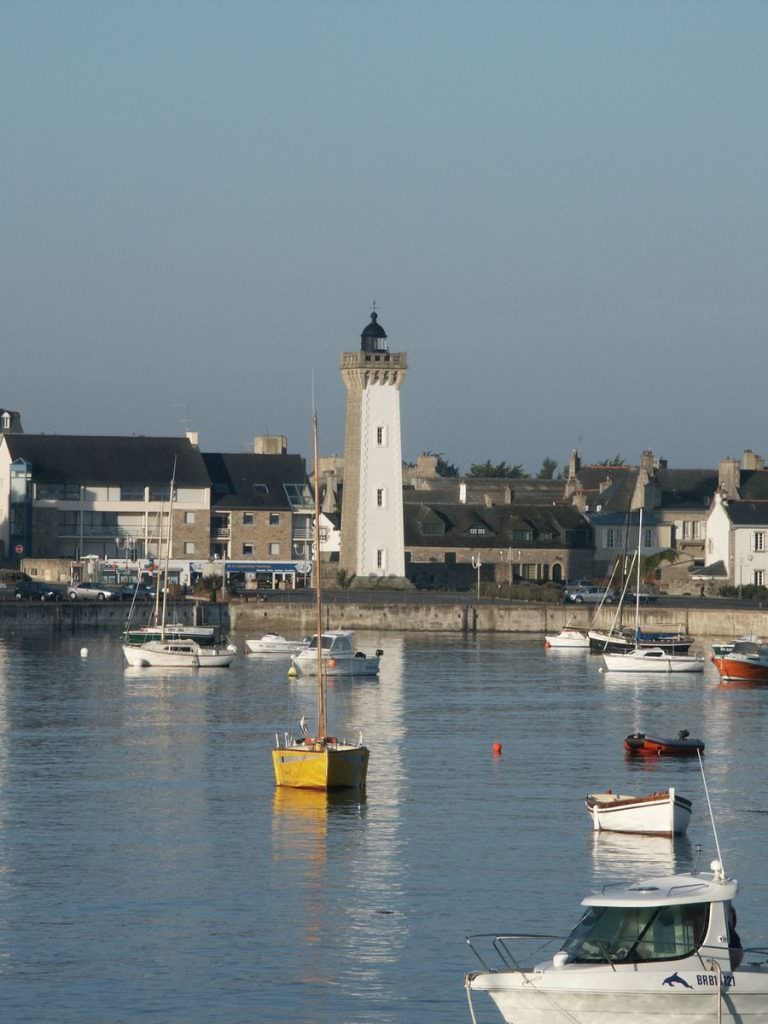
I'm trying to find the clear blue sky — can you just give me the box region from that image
[2,1,766,475]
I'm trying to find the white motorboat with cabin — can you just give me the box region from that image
[245,633,309,656]
[466,857,768,1023]
[545,628,589,649]
[290,630,381,677]
[585,787,692,836]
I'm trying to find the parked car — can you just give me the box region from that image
[115,583,155,601]
[15,580,63,602]
[626,589,659,605]
[564,585,617,604]
[67,581,115,601]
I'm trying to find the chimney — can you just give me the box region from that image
[718,457,741,497]
[186,430,199,447]
[253,435,287,455]
[742,449,764,471]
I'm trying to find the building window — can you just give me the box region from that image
[184,542,195,554]
[606,529,614,549]
[377,548,385,569]
[120,485,145,501]
[755,570,765,587]
[521,563,535,579]
[469,526,487,536]
[37,483,81,501]
[242,543,254,556]
[755,532,766,552]
[243,513,254,525]
[184,511,196,525]
[269,513,280,525]
[376,488,385,508]
[268,542,280,556]
[644,528,652,547]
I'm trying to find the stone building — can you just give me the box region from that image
[0,433,210,564]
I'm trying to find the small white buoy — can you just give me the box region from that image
[80,647,89,658]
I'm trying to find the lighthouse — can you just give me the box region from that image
[339,310,407,580]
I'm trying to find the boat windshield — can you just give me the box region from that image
[308,635,335,652]
[562,902,709,963]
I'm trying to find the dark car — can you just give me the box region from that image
[15,580,63,602]
[627,590,660,605]
[116,583,155,601]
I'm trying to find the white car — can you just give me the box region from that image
[67,581,115,601]
[564,585,617,604]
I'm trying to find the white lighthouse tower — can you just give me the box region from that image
[339,310,407,580]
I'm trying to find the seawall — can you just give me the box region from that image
[230,599,768,640]
[3,598,767,641]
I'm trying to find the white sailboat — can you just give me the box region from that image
[272,412,369,790]
[122,468,236,669]
[601,510,703,674]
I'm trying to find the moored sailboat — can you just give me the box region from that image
[121,467,235,669]
[272,412,369,791]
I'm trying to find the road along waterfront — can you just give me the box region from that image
[0,626,766,1023]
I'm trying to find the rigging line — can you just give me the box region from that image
[698,749,725,875]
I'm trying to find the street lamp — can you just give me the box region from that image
[471,555,482,601]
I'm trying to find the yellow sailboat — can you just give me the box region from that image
[272,412,369,791]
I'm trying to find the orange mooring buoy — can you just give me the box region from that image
[492,742,503,756]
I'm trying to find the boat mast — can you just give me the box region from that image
[312,412,326,738]
[634,508,643,641]
[159,458,177,641]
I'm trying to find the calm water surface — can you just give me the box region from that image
[0,625,766,1023]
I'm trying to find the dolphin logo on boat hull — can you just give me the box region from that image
[662,972,693,989]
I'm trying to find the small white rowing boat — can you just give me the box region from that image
[585,787,692,836]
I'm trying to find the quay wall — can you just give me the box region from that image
[230,600,768,640]
[2,599,767,641]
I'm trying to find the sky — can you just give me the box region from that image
[2,1,766,477]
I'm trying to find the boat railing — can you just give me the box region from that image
[466,933,561,973]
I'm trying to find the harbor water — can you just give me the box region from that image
[0,626,767,1023]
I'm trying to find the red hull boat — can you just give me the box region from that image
[711,638,768,684]
[624,730,704,758]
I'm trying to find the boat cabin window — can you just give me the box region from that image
[562,902,709,964]
[309,635,351,654]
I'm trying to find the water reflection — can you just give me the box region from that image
[589,831,695,880]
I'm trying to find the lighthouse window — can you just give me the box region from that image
[377,548,386,569]
[376,488,386,508]
[562,902,709,964]
[376,426,387,447]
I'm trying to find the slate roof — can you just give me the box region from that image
[739,471,768,501]
[403,478,567,506]
[724,501,768,526]
[404,502,592,549]
[656,468,718,507]
[202,452,310,510]
[2,434,209,486]
[571,466,636,512]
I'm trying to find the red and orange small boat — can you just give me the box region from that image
[711,637,768,685]
[624,730,704,758]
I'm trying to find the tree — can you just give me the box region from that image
[598,455,626,467]
[537,457,558,480]
[467,460,527,479]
